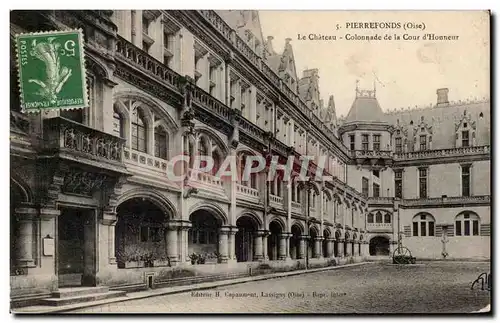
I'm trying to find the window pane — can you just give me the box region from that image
[384,213,391,223]
[367,214,374,223]
[155,131,168,159]
[419,179,427,198]
[413,222,418,236]
[395,180,403,198]
[455,221,462,236]
[373,184,380,197]
[376,213,382,223]
[429,222,435,236]
[420,222,427,236]
[473,220,479,236]
[464,220,470,236]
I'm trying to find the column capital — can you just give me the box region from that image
[101,212,117,226]
[279,233,292,239]
[256,230,269,237]
[219,226,232,234]
[14,207,38,220]
[165,220,191,229]
[338,239,345,243]
[39,208,60,220]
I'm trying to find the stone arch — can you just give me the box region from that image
[323,188,333,201]
[117,188,177,218]
[335,229,342,240]
[309,182,321,196]
[268,216,286,232]
[268,217,285,261]
[309,224,320,237]
[236,210,263,229]
[369,234,391,256]
[291,220,305,234]
[114,90,178,132]
[345,230,351,241]
[454,210,480,236]
[85,54,112,80]
[10,175,32,204]
[333,193,343,205]
[189,201,229,226]
[323,227,332,238]
[195,126,229,158]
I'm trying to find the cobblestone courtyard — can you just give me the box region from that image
[71,262,490,314]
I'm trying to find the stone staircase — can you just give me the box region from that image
[40,286,127,306]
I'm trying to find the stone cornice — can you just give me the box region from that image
[368,195,490,208]
[339,122,394,135]
[393,145,490,166]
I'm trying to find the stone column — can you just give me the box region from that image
[218,227,230,263]
[327,238,334,258]
[279,234,287,260]
[14,207,37,268]
[314,237,322,259]
[101,212,117,265]
[178,222,192,263]
[262,231,269,261]
[228,227,237,262]
[337,239,344,258]
[253,231,264,261]
[285,233,292,260]
[165,221,180,265]
[298,236,306,259]
[345,240,352,257]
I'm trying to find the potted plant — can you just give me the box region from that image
[189,253,199,265]
[197,254,206,264]
[153,253,170,267]
[117,245,145,269]
[213,251,223,264]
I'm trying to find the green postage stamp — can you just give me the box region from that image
[15,29,88,113]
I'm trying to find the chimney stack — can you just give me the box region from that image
[436,88,449,106]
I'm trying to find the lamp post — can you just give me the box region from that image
[394,198,401,251]
[305,180,310,270]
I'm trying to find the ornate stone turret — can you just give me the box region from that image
[339,81,394,170]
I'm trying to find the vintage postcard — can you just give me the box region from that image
[10,10,490,314]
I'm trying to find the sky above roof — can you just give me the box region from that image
[258,11,489,118]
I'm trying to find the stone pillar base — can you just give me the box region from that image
[226,258,237,265]
[17,259,36,268]
[218,257,229,264]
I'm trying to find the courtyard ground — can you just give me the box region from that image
[67,261,490,314]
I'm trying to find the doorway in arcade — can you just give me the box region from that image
[57,207,97,287]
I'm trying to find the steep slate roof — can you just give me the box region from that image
[216,10,266,57]
[384,99,490,149]
[344,90,387,124]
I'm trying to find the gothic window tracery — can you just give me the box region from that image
[413,117,433,151]
[455,110,476,148]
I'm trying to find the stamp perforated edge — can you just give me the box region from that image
[15,28,89,114]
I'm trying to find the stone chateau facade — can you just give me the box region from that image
[10,10,490,305]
